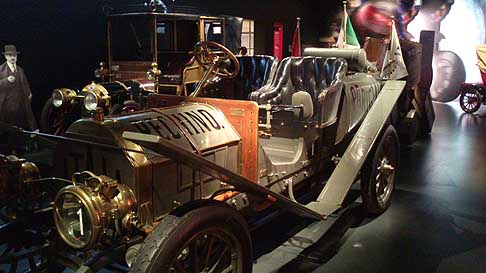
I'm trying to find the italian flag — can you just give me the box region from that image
[336,10,360,49]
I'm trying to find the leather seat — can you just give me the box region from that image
[233,55,278,100]
[201,55,278,100]
[250,56,347,122]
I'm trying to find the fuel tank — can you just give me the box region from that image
[55,103,241,217]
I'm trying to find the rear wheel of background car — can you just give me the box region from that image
[361,125,400,215]
[40,98,70,135]
[108,101,141,116]
[459,88,481,113]
[129,206,252,273]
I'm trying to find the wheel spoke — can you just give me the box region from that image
[461,90,481,112]
[173,230,239,273]
[208,246,229,273]
[193,239,200,273]
[204,236,216,270]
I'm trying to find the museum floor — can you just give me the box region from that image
[251,102,486,273]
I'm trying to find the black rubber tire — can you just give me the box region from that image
[361,125,400,215]
[122,101,142,113]
[108,103,122,116]
[430,51,465,103]
[108,101,141,116]
[129,206,252,273]
[40,98,54,133]
[459,88,482,114]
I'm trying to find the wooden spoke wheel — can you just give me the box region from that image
[460,88,482,113]
[361,125,400,215]
[129,206,252,273]
[40,98,75,136]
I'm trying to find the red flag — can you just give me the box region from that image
[291,18,301,57]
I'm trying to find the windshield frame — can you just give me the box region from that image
[108,14,158,64]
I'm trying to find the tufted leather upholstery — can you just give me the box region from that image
[232,55,278,100]
[250,56,347,121]
[201,55,278,100]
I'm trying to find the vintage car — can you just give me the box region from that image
[39,6,248,135]
[0,43,411,273]
[459,45,486,113]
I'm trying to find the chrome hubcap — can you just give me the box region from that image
[375,157,395,207]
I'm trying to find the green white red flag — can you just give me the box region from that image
[336,8,360,49]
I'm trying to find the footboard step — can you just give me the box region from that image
[253,202,361,273]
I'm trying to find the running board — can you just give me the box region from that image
[306,80,406,216]
[122,131,324,220]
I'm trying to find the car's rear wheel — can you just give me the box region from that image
[129,205,252,273]
[361,125,400,215]
[40,98,72,135]
[459,88,481,113]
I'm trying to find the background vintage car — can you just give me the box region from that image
[39,8,247,135]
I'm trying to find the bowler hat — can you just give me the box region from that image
[2,45,19,55]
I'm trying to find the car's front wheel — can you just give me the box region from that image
[129,205,252,273]
[40,98,73,135]
[361,125,400,215]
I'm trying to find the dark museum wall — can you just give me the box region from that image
[0,0,340,117]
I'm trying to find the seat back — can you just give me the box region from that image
[233,55,278,100]
[250,56,347,124]
[198,55,278,100]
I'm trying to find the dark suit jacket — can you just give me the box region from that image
[0,62,37,130]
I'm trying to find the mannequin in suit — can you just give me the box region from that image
[0,45,37,130]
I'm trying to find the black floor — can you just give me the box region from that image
[252,102,486,273]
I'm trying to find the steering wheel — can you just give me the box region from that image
[193,41,240,79]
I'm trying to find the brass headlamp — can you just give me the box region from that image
[146,62,161,82]
[0,155,40,203]
[82,83,111,111]
[147,62,161,93]
[51,88,78,108]
[54,171,138,250]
